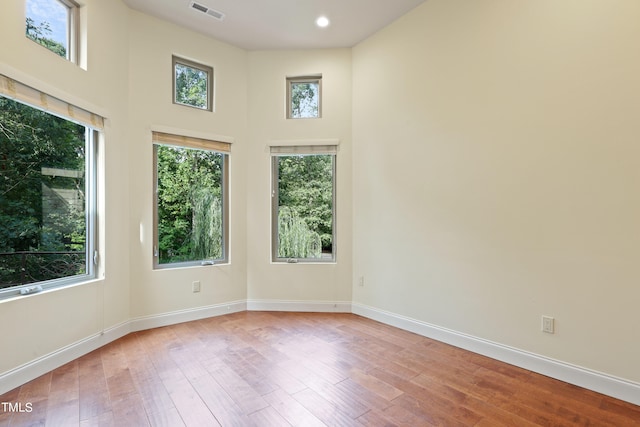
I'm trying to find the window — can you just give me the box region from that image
[25,0,79,63]
[287,76,322,119]
[271,145,336,262]
[0,76,101,299]
[153,132,229,268]
[173,56,213,111]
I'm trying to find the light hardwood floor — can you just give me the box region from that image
[1,311,638,426]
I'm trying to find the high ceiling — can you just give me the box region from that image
[122,0,426,50]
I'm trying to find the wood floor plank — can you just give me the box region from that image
[3,399,46,427]
[220,348,278,396]
[2,312,638,426]
[202,356,269,415]
[377,401,439,427]
[108,394,150,427]
[144,406,185,427]
[356,408,402,427]
[188,374,253,426]
[262,387,325,427]
[232,346,307,395]
[121,335,177,422]
[304,376,370,419]
[348,368,403,402]
[247,405,291,426]
[78,352,111,422]
[162,375,219,427]
[79,409,116,427]
[291,387,358,426]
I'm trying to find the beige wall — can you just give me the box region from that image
[246,50,353,305]
[352,0,640,383]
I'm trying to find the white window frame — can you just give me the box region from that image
[152,132,229,269]
[271,145,336,263]
[0,78,100,300]
[286,75,322,119]
[61,0,80,63]
[172,56,214,112]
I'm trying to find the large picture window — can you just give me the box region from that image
[0,78,100,299]
[25,0,79,63]
[271,145,336,262]
[153,132,229,268]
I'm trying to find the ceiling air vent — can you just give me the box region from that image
[189,1,225,21]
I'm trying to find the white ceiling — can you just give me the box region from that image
[122,0,426,50]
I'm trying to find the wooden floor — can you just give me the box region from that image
[1,312,638,426]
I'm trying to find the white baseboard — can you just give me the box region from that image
[352,302,640,406]
[129,300,247,332]
[247,299,352,313]
[0,320,131,396]
[3,300,639,407]
[0,300,246,395]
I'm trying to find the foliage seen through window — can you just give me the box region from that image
[155,145,226,266]
[287,77,321,119]
[0,96,91,290]
[173,57,212,111]
[274,153,334,261]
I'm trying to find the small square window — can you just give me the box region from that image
[287,76,322,119]
[173,56,213,111]
[25,0,79,63]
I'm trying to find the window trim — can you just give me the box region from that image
[0,76,104,300]
[172,56,214,112]
[63,0,80,64]
[271,145,336,263]
[0,114,99,301]
[152,132,230,269]
[286,75,322,119]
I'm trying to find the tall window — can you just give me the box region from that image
[172,56,213,111]
[153,132,229,268]
[271,145,336,262]
[287,76,322,119]
[0,77,100,299]
[25,0,79,63]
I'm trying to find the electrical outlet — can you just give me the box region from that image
[358,276,365,287]
[542,316,554,334]
[192,281,201,293]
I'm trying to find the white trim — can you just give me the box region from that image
[352,303,640,406]
[129,300,246,331]
[247,299,351,313]
[0,320,130,395]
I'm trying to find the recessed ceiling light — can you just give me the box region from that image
[316,16,330,28]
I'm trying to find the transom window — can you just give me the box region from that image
[271,145,336,262]
[25,0,79,63]
[153,132,229,268]
[0,76,101,299]
[287,76,322,119]
[172,56,214,111]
